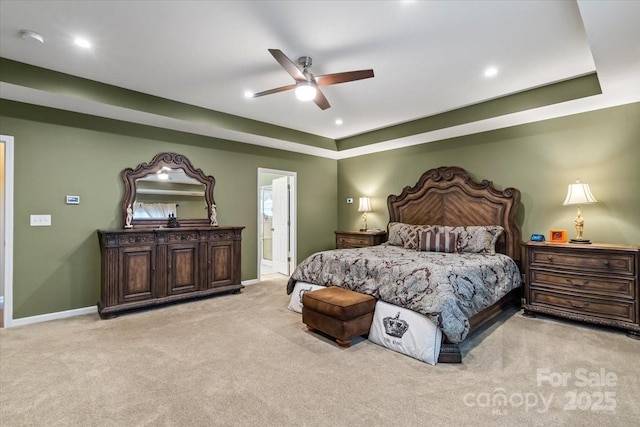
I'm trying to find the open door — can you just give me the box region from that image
[257,168,296,280]
[272,176,289,275]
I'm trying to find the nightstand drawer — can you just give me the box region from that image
[337,235,370,247]
[530,289,635,323]
[530,270,635,299]
[530,249,635,275]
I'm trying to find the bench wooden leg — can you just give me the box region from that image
[336,339,351,348]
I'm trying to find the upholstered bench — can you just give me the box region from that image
[301,286,376,347]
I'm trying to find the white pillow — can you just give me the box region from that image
[287,282,326,313]
[369,301,442,365]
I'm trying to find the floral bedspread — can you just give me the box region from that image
[287,244,521,343]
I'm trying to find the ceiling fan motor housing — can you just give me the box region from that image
[298,56,312,70]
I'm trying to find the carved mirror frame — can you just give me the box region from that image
[121,152,217,229]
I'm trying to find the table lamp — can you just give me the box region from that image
[358,197,372,231]
[563,179,597,244]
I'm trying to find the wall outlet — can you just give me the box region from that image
[30,214,51,226]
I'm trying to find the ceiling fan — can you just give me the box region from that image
[251,49,374,110]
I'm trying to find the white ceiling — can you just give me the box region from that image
[0,1,639,159]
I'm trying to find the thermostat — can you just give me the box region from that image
[66,195,80,205]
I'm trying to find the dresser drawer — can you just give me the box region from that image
[337,235,370,248]
[530,270,635,299]
[530,289,635,324]
[529,249,635,276]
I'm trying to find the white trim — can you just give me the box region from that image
[241,279,260,286]
[1,135,14,328]
[10,305,97,328]
[257,168,297,279]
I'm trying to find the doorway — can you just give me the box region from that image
[257,168,296,280]
[1,135,14,328]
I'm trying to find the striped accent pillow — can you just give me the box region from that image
[418,231,457,253]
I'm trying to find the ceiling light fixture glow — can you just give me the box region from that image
[74,37,91,48]
[244,91,254,98]
[335,119,343,125]
[484,66,498,77]
[295,81,317,101]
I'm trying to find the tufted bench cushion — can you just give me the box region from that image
[301,286,376,347]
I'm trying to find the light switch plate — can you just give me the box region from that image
[30,214,51,226]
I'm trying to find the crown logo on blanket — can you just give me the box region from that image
[383,312,409,338]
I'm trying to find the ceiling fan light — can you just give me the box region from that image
[295,82,317,101]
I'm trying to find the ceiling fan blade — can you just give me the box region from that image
[314,69,374,87]
[252,84,297,98]
[268,49,307,82]
[313,88,331,110]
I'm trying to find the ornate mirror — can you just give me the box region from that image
[121,152,218,228]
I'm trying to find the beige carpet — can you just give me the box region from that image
[1,276,638,426]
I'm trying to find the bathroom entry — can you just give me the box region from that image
[257,169,296,279]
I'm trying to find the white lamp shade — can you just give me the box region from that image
[295,82,317,101]
[563,180,597,206]
[358,197,372,212]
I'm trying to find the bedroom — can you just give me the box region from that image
[0,1,639,425]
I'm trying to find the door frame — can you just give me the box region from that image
[1,134,14,328]
[257,168,296,279]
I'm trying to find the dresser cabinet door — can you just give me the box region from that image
[167,242,199,295]
[206,242,234,288]
[119,245,156,303]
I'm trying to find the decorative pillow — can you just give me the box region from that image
[400,224,440,250]
[418,231,457,253]
[444,225,504,254]
[386,222,405,246]
[288,282,326,313]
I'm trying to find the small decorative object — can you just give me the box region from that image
[550,229,567,243]
[167,213,180,228]
[563,179,597,244]
[530,234,545,242]
[210,204,218,226]
[124,204,133,228]
[383,312,409,338]
[358,197,372,231]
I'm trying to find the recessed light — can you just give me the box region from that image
[244,91,254,98]
[19,29,44,44]
[484,66,498,78]
[335,119,343,126]
[74,37,91,49]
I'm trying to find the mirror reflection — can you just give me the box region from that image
[133,167,207,219]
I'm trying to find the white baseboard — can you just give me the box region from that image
[8,305,97,328]
[6,279,275,327]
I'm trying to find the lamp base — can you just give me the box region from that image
[569,239,591,244]
[359,228,368,232]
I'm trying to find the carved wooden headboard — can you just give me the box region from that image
[387,166,522,266]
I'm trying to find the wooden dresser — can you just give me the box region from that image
[334,230,387,249]
[98,226,243,318]
[523,241,639,338]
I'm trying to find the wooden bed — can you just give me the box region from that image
[387,166,522,362]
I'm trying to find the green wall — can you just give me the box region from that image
[2,99,639,321]
[338,103,640,246]
[0,106,337,319]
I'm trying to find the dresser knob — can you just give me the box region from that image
[603,260,610,266]
[547,255,553,261]
[566,279,587,287]
[567,300,589,309]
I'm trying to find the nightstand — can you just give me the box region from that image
[334,230,387,249]
[522,241,640,339]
